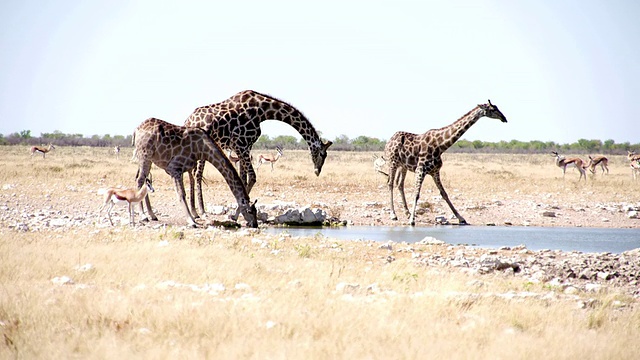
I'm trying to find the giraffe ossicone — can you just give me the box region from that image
[384,100,508,226]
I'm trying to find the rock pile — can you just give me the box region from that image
[407,240,640,297]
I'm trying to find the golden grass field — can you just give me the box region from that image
[1,145,639,359]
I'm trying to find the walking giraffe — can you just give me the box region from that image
[184,90,332,216]
[133,118,258,228]
[384,100,508,226]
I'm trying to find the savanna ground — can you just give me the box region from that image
[1,145,639,359]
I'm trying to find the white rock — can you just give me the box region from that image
[52,276,74,285]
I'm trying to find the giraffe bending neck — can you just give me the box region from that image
[183,90,332,217]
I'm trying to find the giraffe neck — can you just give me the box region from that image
[251,93,323,150]
[202,140,251,204]
[433,106,485,152]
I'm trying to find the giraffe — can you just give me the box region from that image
[132,118,258,228]
[384,100,508,226]
[184,90,332,216]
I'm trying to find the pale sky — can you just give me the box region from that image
[1,0,638,144]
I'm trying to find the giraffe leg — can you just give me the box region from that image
[396,169,410,216]
[408,167,427,226]
[431,172,467,225]
[173,174,198,228]
[187,170,200,219]
[195,160,207,215]
[137,162,158,221]
[239,154,257,193]
[387,165,399,220]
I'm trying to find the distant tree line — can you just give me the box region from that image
[1,130,639,154]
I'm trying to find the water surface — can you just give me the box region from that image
[263,225,640,254]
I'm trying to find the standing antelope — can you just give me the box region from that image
[114,145,121,159]
[256,146,283,171]
[98,176,154,226]
[30,144,55,158]
[627,150,640,162]
[586,155,609,175]
[551,151,586,181]
[631,161,640,180]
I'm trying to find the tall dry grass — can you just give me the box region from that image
[1,146,639,358]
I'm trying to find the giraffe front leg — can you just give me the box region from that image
[241,157,257,194]
[173,175,198,228]
[187,170,200,219]
[137,163,157,221]
[396,169,410,217]
[432,172,467,225]
[387,166,399,220]
[195,160,206,215]
[408,168,427,226]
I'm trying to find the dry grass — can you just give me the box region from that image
[1,146,640,358]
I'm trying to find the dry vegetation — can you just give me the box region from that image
[1,145,639,359]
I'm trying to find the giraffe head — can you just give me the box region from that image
[232,199,258,228]
[479,100,508,123]
[310,141,333,176]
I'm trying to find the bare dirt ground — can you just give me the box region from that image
[1,147,638,229]
[2,146,640,358]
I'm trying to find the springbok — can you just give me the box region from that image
[551,151,586,181]
[30,144,55,158]
[98,175,154,226]
[631,161,640,180]
[256,146,283,171]
[586,155,609,175]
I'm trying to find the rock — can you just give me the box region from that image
[378,242,393,250]
[418,236,445,245]
[336,282,360,294]
[627,211,638,219]
[542,211,556,218]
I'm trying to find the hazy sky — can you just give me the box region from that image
[1,0,638,144]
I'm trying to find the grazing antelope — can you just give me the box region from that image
[98,176,154,226]
[586,155,609,175]
[225,149,242,169]
[372,154,389,177]
[30,144,55,158]
[551,151,586,181]
[256,146,283,171]
[114,145,121,159]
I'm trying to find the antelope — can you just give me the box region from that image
[586,155,609,175]
[627,150,640,162]
[225,149,242,169]
[631,161,640,181]
[114,145,121,159]
[256,146,283,171]
[98,175,154,226]
[551,151,586,181]
[30,144,55,158]
[373,154,389,177]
